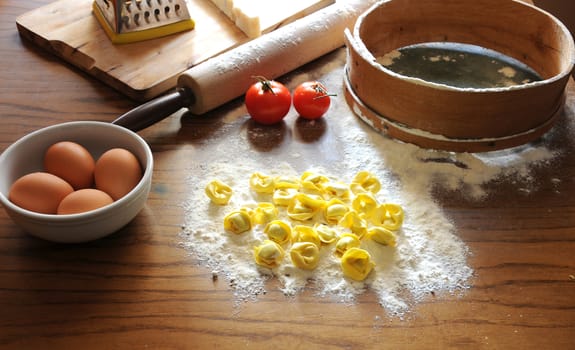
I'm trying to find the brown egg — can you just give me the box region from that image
[44,141,95,190]
[57,189,114,215]
[95,148,142,200]
[8,172,74,214]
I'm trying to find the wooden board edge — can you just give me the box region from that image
[16,20,163,101]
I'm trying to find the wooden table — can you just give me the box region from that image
[1,1,574,349]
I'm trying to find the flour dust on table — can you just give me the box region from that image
[181,50,565,316]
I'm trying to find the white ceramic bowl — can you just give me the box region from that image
[0,121,153,243]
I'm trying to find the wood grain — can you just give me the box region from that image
[1,1,575,350]
[344,0,574,151]
[15,0,333,101]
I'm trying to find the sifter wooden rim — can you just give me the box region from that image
[343,66,564,153]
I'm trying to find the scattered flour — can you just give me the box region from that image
[498,66,517,78]
[376,49,401,66]
[180,49,563,316]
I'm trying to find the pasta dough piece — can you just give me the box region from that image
[254,240,285,268]
[292,225,321,247]
[205,179,233,205]
[250,172,274,193]
[314,223,339,244]
[351,192,378,218]
[274,175,301,190]
[350,171,381,195]
[324,198,349,225]
[223,210,252,234]
[334,233,360,257]
[300,171,329,193]
[340,248,375,281]
[290,242,320,270]
[272,188,298,207]
[287,193,325,221]
[367,226,397,247]
[370,203,404,231]
[264,220,292,246]
[338,211,368,239]
[251,202,278,225]
[322,181,350,201]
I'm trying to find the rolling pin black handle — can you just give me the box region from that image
[112,88,195,132]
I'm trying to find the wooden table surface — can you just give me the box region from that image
[1,1,574,349]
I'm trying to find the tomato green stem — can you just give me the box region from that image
[313,94,336,100]
[252,75,277,95]
[312,83,336,99]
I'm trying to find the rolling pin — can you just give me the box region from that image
[113,0,378,131]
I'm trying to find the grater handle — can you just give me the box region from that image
[112,88,194,132]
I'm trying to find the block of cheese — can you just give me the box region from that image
[210,0,234,19]
[209,0,335,38]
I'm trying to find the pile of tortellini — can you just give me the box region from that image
[204,170,404,281]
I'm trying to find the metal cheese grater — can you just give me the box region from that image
[93,0,195,44]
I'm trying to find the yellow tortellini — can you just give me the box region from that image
[334,233,361,257]
[338,211,368,239]
[249,172,275,194]
[254,240,285,268]
[221,169,406,279]
[300,171,329,193]
[205,179,233,205]
[352,192,378,218]
[340,247,375,281]
[322,181,350,201]
[350,171,381,195]
[250,202,278,225]
[324,198,349,225]
[272,188,298,207]
[314,223,339,245]
[290,242,320,270]
[264,220,292,246]
[287,193,325,221]
[292,225,321,247]
[367,226,397,246]
[223,210,251,234]
[274,175,301,190]
[370,203,404,231]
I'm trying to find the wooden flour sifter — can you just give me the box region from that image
[112,0,378,131]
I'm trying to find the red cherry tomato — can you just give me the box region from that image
[293,81,332,119]
[245,77,292,125]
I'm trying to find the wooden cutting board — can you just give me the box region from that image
[16,0,333,102]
